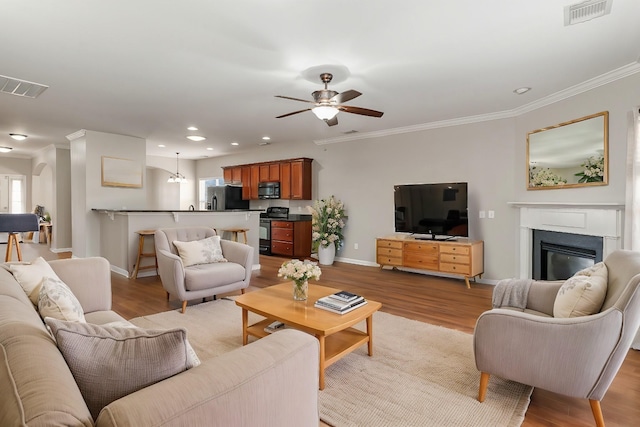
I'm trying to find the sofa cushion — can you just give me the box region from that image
[554,262,608,318]
[185,262,246,291]
[173,235,227,267]
[45,318,196,420]
[9,257,61,305]
[38,276,86,322]
[0,299,93,426]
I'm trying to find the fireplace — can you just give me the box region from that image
[510,202,623,279]
[532,230,603,280]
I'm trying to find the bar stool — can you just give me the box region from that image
[132,229,158,279]
[215,227,249,244]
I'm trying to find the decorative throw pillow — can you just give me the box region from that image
[45,318,198,420]
[102,320,201,368]
[553,262,608,318]
[9,256,61,305]
[38,276,86,322]
[173,235,227,267]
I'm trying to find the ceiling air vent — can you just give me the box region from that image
[564,0,612,26]
[0,74,48,98]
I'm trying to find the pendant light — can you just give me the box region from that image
[167,152,186,183]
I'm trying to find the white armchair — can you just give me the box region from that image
[155,227,254,313]
[474,250,640,427]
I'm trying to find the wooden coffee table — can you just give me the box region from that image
[235,282,382,389]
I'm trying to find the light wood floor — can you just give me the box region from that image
[16,242,640,427]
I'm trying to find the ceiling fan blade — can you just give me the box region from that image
[276,108,311,118]
[275,95,315,104]
[330,89,361,104]
[339,105,384,118]
[325,116,338,126]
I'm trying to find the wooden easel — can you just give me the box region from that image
[5,233,23,262]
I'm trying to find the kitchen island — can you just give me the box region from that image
[93,209,260,277]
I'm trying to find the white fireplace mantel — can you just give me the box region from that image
[508,202,625,279]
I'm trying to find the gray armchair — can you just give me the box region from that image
[155,227,254,313]
[474,250,640,427]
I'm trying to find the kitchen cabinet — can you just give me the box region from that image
[271,220,312,257]
[222,166,243,184]
[250,165,260,199]
[223,158,312,200]
[290,158,312,200]
[241,166,251,200]
[268,163,280,181]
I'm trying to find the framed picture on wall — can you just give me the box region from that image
[101,156,143,188]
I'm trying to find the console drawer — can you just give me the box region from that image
[404,242,438,254]
[403,252,438,270]
[440,262,471,275]
[439,244,470,256]
[378,239,403,250]
[440,253,470,265]
[377,247,402,258]
[377,256,403,266]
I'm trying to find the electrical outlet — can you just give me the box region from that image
[479,210,486,218]
[354,243,359,250]
[488,210,495,219]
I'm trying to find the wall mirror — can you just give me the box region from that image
[527,111,608,190]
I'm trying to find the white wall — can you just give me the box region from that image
[147,155,196,210]
[69,130,147,257]
[195,72,640,281]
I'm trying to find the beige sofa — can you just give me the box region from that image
[0,257,319,426]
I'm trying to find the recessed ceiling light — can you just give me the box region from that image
[262,136,271,140]
[513,87,531,95]
[158,144,166,148]
[187,126,198,131]
[187,135,206,142]
[231,142,239,146]
[0,146,13,153]
[9,133,27,141]
[206,147,213,151]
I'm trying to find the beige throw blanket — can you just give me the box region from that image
[492,279,533,310]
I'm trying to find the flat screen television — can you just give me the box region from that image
[394,182,468,240]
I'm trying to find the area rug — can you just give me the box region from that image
[130,298,532,427]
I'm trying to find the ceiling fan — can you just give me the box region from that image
[275,73,384,126]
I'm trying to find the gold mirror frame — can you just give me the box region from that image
[526,111,608,190]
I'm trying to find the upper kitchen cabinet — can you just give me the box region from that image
[280,158,312,200]
[223,166,243,184]
[224,158,312,200]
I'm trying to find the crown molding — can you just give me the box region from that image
[65,129,86,141]
[313,61,640,146]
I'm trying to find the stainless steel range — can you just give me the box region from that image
[259,207,289,255]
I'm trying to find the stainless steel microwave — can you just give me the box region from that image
[258,181,280,199]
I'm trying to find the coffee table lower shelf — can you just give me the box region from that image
[246,318,370,368]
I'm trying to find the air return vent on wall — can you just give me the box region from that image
[564,0,612,26]
[0,74,48,98]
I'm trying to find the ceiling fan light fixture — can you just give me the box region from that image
[312,106,339,120]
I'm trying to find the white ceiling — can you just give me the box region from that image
[1,0,639,160]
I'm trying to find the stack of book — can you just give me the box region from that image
[314,291,367,314]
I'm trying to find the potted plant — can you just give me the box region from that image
[308,196,346,265]
[574,155,605,183]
